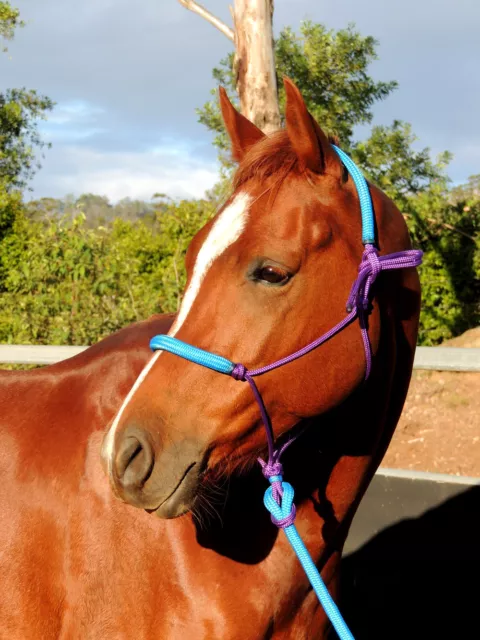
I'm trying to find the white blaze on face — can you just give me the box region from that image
[169,191,251,336]
[102,192,252,471]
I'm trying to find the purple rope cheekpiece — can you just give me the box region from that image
[230,244,423,527]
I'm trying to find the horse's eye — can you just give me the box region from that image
[254,265,291,286]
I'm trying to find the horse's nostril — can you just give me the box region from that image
[115,432,154,489]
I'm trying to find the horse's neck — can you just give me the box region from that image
[0,314,175,437]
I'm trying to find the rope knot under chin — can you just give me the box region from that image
[264,482,297,529]
[260,461,284,480]
[231,363,247,381]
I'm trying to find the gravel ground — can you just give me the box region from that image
[383,327,480,477]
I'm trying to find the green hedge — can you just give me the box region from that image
[0,199,214,345]
[0,193,478,347]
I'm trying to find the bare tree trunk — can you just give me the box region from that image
[232,0,280,134]
[177,0,281,134]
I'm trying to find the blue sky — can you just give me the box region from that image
[2,0,478,202]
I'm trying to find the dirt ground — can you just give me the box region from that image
[383,327,480,477]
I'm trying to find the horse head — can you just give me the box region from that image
[101,78,420,522]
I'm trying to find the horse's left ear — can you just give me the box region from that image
[219,86,265,162]
[283,77,343,179]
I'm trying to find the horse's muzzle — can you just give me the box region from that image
[104,425,204,518]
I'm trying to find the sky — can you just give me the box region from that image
[1,0,478,202]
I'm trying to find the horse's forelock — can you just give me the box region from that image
[232,131,298,191]
[232,129,342,198]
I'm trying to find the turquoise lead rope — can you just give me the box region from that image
[264,480,355,639]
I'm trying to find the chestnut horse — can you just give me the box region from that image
[0,79,421,638]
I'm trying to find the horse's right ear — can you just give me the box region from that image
[219,86,265,162]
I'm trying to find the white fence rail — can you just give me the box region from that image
[0,344,479,371]
[0,345,88,366]
[413,346,480,372]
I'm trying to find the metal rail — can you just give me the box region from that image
[0,345,88,365]
[0,344,479,371]
[413,346,480,372]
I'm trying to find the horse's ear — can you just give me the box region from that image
[219,86,265,162]
[283,77,343,178]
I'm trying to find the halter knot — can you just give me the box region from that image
[264,482,297,529]
[364,244,381,278]
[346,244,382,312]
[261,461,284,480]
[231,363,247,381]
[271,503,297,529]
[360,246,381,309]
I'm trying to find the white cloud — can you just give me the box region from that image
[47,100,105,125]
[29,145,220,203]
[40,100,107,142]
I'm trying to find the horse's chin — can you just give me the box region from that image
[150,503,192,519]
[147,462,200,519]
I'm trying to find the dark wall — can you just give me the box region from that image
[340,470,480,639]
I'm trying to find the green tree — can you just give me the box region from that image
[197,21,448,195]
[198,22,397,156]
[0,88,54,191]
[352,121,452,210]
[198,19,480,345]
[404,186,480,345]
[449,174,480,204]
[0,1,23,51]
[1,2,53,193]
[25,194,158,227]
[0,198,216,345]
[0,2,54,274]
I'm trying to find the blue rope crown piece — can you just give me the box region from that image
[332,145,375,245]
[150,335,235,375]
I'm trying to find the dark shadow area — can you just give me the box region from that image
[193,384,385,564]
[339,485,480,639]
[194,431,343,564]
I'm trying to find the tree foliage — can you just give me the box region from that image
[196,19,479,345]
[0,199,215,345]
[449,174,480,204]
[199,23,397,153]
[404,188,480,345]
[25,193,158,228]
[274,23,397,142]
[0,186,477,348]
[0,1,23,52]
[351,121,452,210]
[0,2,54,283]
[198,21,449,197]
[1,3,53,192]
[0,89,54,191]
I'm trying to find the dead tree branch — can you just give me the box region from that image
[177,0,234,41]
